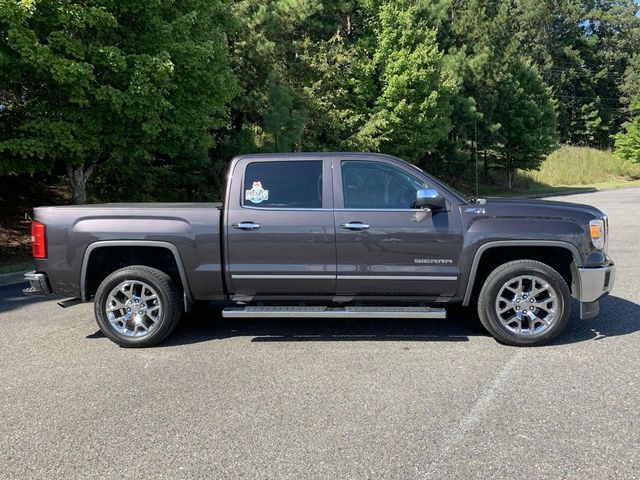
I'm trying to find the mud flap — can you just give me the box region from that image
[183,291,193,313]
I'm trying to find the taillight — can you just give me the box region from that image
[31,221,46,258]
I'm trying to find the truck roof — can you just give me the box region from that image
[232,152,401,161]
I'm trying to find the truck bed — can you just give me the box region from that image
[32,203,224,301]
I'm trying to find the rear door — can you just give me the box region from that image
[225,157,336,296]
[333,156,463,297]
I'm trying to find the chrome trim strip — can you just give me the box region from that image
[238,207,427,212]
[232,274,457,281]
[337,208,427,212]
[338,275,457,281]
[241,206,328,211]
[232,274,335,279]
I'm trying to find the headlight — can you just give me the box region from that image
[589,218,606,250]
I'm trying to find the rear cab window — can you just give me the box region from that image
[242,161,323,209]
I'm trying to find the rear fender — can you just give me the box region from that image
[80,240,194,311]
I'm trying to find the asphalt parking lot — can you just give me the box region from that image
[1,188,639,480]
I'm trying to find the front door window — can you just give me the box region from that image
[341,161,425,210]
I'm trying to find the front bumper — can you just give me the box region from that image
[22,271,52,296]
[575,263,615,319]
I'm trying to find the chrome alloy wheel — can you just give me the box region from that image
[106,280,162,337]
[494,275,559,336]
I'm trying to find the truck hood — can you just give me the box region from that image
[479,197,605,220]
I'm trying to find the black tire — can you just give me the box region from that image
[477,259,571,346]
[94,265,182,347]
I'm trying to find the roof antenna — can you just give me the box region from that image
[474,117,479,199]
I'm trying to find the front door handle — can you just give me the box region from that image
[233,222,261,231]
[341,222,370,231]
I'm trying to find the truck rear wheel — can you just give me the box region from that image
[94,265,182,347]
[477,260,571,346]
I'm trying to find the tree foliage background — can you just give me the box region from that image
[1,0,639,203]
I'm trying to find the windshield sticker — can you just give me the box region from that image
[245,181,269,204]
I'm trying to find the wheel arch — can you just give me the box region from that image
[462,240,582,306]
[80,240,193,309]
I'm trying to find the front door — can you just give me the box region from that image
[333,157,463,297]
[226,157,336,296]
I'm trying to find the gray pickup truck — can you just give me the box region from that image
[24,152,615,347]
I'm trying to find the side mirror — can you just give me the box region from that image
[415,188,445,210]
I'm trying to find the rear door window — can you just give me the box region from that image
[243,161,323,209]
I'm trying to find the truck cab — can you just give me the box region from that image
[224,153,464,301]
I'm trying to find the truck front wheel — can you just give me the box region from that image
[477,260,571,346]
[94,265,182,347]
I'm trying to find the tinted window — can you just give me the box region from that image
[243,161,323,208]
[341,161,426,209]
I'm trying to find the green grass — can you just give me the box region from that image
[520,145,640,186]
[479,145,640,197]
[0,261,33,275]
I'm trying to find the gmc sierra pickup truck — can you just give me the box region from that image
[24,152,615,347]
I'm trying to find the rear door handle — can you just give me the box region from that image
[341,222,370,231]
[233,222,261,231]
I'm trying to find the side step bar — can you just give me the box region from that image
[222,306,446,319]
[57,297,83,308]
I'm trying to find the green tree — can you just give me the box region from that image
[583,0,640,146]
[227,0,456,164]
[509,0,640,148]
[614,99,640,163]
[263,73,308,152]
[369,0,456,161]
[296,0,457,161]
[294,3,378,152]
[493,60,558,189]
[0,0,237,203]
[437,0,557,188]
[223,0,322,156]
[512,0,599,145]
[621,54,640,108]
